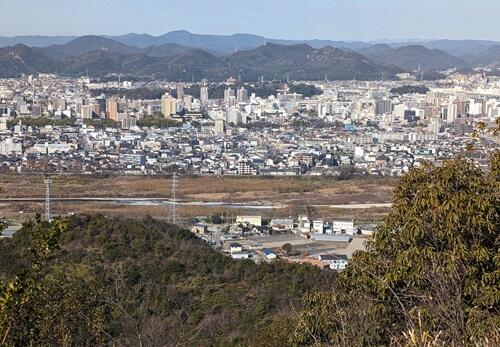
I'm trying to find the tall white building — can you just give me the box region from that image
[236,87,248,103]
[214,119,225,137]
[224,88,235,105]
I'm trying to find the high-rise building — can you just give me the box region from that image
[226,108,241,125]
[148,100,162,115]
[81,105,93,119]
[91,104,100,117]
[214,118,225,137]
[183,96,193,111]
[446,103,458,124]
[96,97,107,115]
[161,95,177,118]
[236,87,248,103]
[31,104,42,117]
[227,96,236,108]
[176,85,184,100]
[200,86,209,105]
[107,98,119,121]
[224,88,235,105]
[468,99,484,115]
[375,99,392,115]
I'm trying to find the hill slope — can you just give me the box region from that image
[41,35,142,60]
[0,215,328,346]
[470,45,500,67]
[226,43,401,80]
[359,44,469,71]
[0,44,61,77]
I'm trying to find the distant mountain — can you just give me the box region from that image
[0,35,76,48]
[355,44,393,56]
[111,30,371,54]
[391,39,500,58]
[140,43,195,57]
[359,45,469,71]
[0,44,61,77]
[106,33,157,48]
[2,32,500,57]
[268,39,370,51]
[62,50,127,76]
[0,41,402,81]
[118,30,270,53]
[225,43,400,81]
[41,36,142,60]
[139,48,226,80]
[470,45,500,67]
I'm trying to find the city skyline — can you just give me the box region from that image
[1,0,500,41]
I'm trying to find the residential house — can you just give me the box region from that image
[318,254,349,270]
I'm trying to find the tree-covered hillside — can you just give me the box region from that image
[293,153,500,346]
[0,215,329,346]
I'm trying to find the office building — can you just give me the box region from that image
[161,95,177,118]
[107,98,119,121]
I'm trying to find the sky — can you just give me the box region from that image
[1,0,499,41]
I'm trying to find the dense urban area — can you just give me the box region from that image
[0,72,498,176]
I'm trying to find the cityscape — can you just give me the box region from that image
[0,72,497,176]
[0,0,499,345]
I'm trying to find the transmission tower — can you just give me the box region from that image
[43,143,52,221]
[169,173,178,224]
[44,177,52,221]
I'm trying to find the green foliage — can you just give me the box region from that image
[0,215,328,346]
[282,243,293,256]
[0,216,108,346]
[338,165,356,181]
[7,117,75,128]
[390,85,430,95]
[293,154,500,346]
[289,84,323,98]
[137,114,182,128]
[83,118,120,128]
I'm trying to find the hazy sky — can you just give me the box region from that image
[1,0,499,41]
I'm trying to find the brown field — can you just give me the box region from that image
[0,174,396,204]
[0,201,391,225]
[0,174,396,224]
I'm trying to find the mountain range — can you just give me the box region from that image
[2,30,499,55]
[356,44,470,71]
[0,30,499,80]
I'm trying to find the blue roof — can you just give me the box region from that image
[263,248,276,256]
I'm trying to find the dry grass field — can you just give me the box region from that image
[0,174,396,204]
[0,174,396,224]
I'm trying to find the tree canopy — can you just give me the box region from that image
[293,153,500,346]
[0,215,329,346]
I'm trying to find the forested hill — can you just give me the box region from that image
[0,215,329,346]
